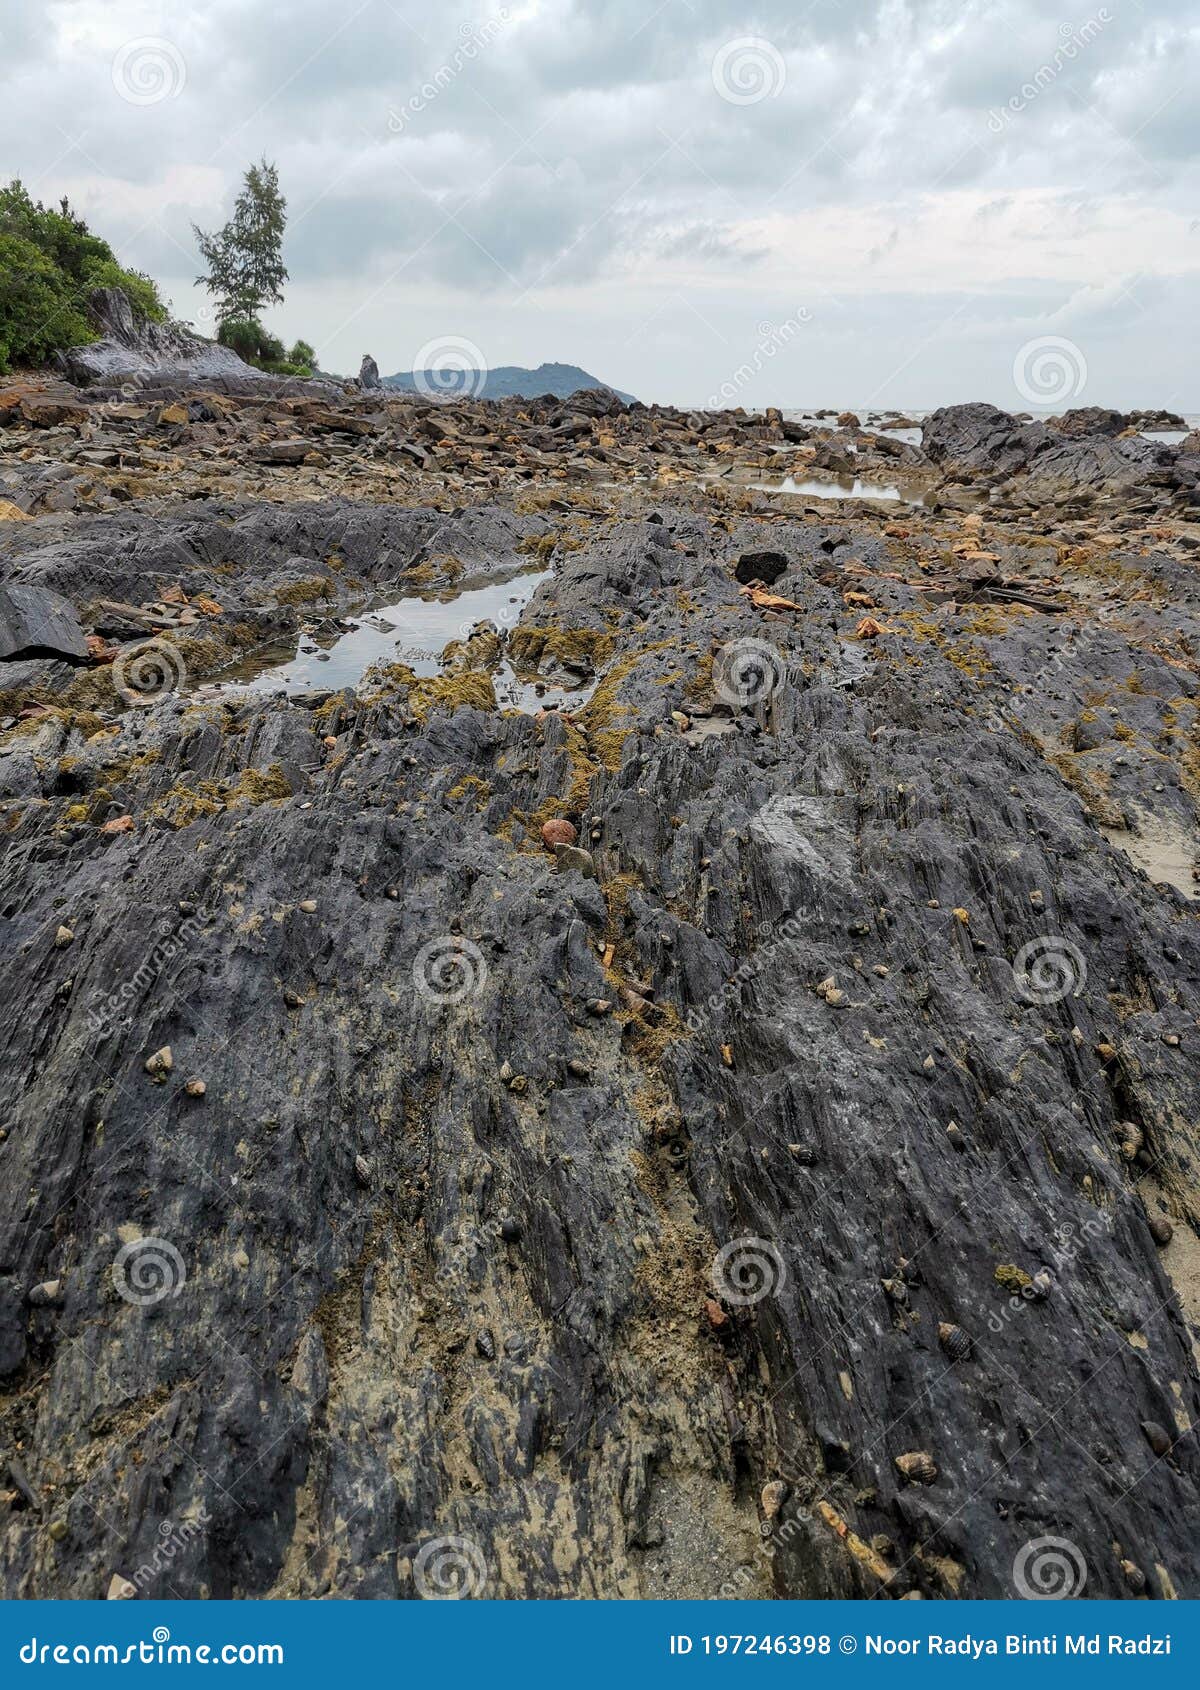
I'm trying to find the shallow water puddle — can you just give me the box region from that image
[205,566,594,714]
[750,473,926,506]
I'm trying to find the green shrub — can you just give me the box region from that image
[0,234,96,371]
[82,259,165,322]
[216,316,262,361]
[217,317,315,376]
[0,178,166,371]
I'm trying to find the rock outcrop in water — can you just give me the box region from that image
[0,378,1198,1600]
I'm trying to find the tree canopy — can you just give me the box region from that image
[193,160,289,326]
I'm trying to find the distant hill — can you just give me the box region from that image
[382,360,635,404]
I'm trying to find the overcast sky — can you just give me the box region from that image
[3,0,1198,409]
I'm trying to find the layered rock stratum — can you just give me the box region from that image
[0,378,1198,1600]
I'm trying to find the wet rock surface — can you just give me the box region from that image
[0,379,1198,1601]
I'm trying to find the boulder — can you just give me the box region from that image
[55,288,266,387]
[359,355,381,392]
[1050,406,1125,439]
[922,403,1040,475]
[735,550,790,585]
[0,584,89,663]
[248,440,312,465]
[16,395,89,429]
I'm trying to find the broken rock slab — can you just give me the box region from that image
[0,584,89,664]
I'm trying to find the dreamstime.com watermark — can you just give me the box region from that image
[410,334,489,401]
[112,1236,187,1306]
[386,13,511,133]
[412,934,489,1004]
[111,38,187,105]
[986,13,1111,132]
[713,637,787,708]
[711,37,786,105]
[18,1628,282,1667]
[1012,334,1087,407]
[112,638,188,707]
[697,310,812,413]
[412,1534,489,1598]
[711,1236,788,1306]
[86,893,219,1039]
[109,1509,213,1598]
[988,1211,1113,1334]
[1013,1535,1088,1598]
[1011,934,1087,1005]
[684,907,803,1034]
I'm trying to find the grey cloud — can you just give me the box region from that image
[0,0,1196,401]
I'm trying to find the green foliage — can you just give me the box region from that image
[218,317,314,378]
[0,178,166,371]
[193,159,289,326]
[216,316,263,361]
[83,259,165,323]
[0,234,95,371]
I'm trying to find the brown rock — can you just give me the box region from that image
[1148,1215,1173,1247]
[541,817,577,850]
[19,396,88,429]
[761,1478,789,1520]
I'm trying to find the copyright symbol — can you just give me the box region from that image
[839,1636,857,1654]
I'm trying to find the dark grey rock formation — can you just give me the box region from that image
[0,583,88,663]
[359,356,381,391]
[55,289,264,387]
[1051,407,1127,439]
[923,402,1190,511]
[922,403,1044,475]
[0,489,1197,1603]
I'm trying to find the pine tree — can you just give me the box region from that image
[193,160,288,326]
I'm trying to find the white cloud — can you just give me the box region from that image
[1,0,1197,403]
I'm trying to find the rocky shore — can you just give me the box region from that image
[1,373,1198,1600]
